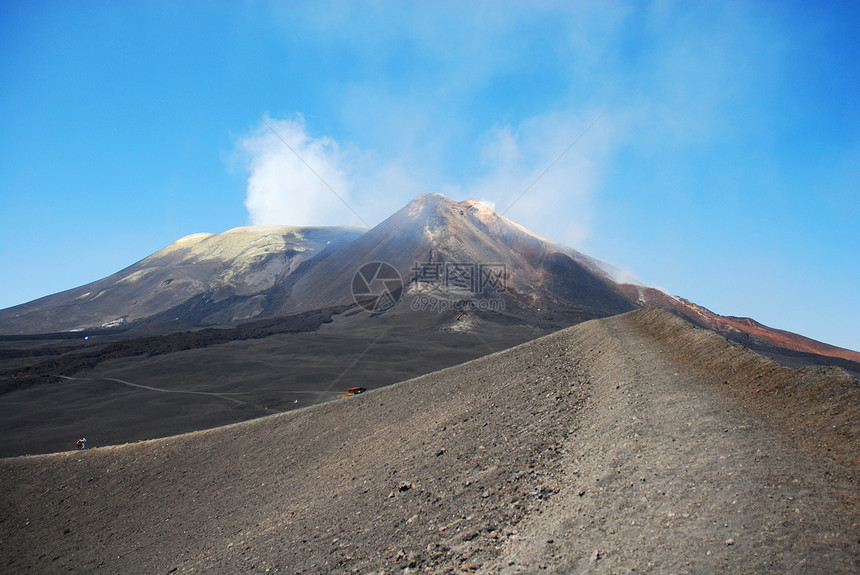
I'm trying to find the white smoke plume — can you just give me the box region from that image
[235,115,362,227]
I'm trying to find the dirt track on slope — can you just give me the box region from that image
[1,308,857,573]
[484,308,859,573]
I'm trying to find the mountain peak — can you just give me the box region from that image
[411,192,449,202]
[281,192,635,322]
[403,192,458,218]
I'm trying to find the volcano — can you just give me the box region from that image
[0,194,857,457]
[0,194,637,333]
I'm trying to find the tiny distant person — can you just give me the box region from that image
[76,438,86,450]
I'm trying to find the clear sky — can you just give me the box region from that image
[1,1,857,351]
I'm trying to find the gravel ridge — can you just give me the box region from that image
[1,307,857,574]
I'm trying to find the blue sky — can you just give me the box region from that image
[1,1,857,351]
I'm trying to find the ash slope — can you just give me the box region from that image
[0,226,365,334]
[2,308,857,574]
[1,192,855,369]
[617,284,860,366]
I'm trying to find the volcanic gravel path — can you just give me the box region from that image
[484,309,858,573]
[1,308,857,574]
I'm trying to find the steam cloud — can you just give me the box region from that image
[236,115,359,227]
